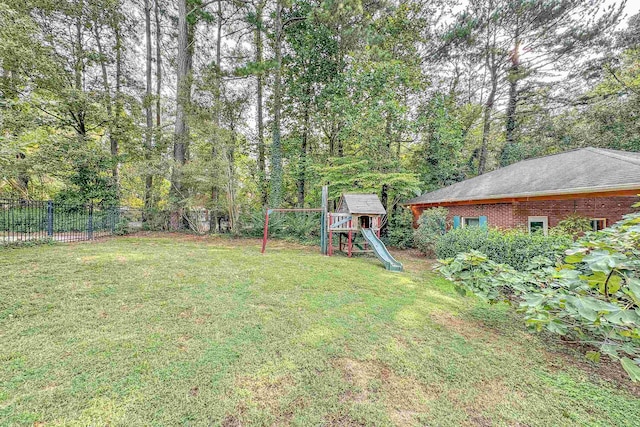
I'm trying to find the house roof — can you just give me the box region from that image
[404,147,640,206]
[338,194,386,215]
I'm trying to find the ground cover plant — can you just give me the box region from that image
[438,212,640,382]
[1,236,639,426]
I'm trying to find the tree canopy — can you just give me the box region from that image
[1,0,638,231]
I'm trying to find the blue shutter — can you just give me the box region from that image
[453,216,461,229]
[479,216,488,228]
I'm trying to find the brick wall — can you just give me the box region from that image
[411,195,639,230]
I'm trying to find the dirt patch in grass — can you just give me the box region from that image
[324,413,367,426]
[446,378,522,427]
[334,357,439,424]
[430,311,498,343]
[235,374,296,413]
[221,414,242,427]
[467,378,514,412]
[388,248,436,273]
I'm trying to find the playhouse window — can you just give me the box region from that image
[528,216,548,235]
[463,217,480,227]
[591,218,607,231]
[360,216,371,229]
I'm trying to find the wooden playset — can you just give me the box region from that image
[261,186,402,272]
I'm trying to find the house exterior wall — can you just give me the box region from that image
[410,195,639,230]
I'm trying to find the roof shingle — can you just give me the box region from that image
[405,147,640,205]
[338,194,386,214]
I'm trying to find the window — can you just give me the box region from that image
[454,216,487,229]
[591,218,607,231]
[528,216,548,235]
[463,217,480,227]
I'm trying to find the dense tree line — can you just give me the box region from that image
[1,0,638,233]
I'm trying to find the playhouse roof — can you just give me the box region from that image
[338,194,386,215]
[404,147,640,206]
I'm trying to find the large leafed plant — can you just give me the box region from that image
[438,207,640,381]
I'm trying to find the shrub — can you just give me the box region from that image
[384,208,414,249]
[238,210,320,245]
[435,227,571,270]
[437,211,640,381]
[113,218,130,236]
[413,207,448,256]
[552,214,593,238]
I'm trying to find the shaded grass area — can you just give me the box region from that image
[1,236,638,426]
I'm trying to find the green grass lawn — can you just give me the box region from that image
[1,236,639,426]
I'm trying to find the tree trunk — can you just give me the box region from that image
[502,31,521,167]
[144,0,154,219]
[296,84,311,208]
[227,125,238,232]
[255,2,267,207]
[269,0,283,208]
[112,23,122,195]
[478,49,498,175]
[381,183,389,236]
[171,0,193,225]
[209,0,223,234]
[73,9,87,138]
[478,87,495,175]
[155,0,162,129]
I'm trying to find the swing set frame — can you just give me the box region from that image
[260,186,329,254]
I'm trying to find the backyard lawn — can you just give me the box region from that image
[1,236,639,426]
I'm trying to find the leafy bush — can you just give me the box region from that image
[552,214,593,238]
[384,208,414,249]
[413,207,447,256]
[437,211,640,381]
[238,210,320,245]
[113,218,130,236]
[435,227,572,270]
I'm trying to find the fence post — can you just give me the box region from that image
[88,203,94,240]
[47,201,54,237]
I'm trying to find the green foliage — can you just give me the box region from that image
[413,207,447,256]
[553,214,594,238]
[315,157,421,202]
[113,218,130,236]
[383,208,414,249]
[410,95,470,190]
[239,210,320,245]
[436,227,572,270]
[437,212,640,380]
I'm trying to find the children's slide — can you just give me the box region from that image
[360,228,403,272]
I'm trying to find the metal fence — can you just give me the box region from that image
[0,200,120,245]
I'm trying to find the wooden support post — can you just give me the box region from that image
[329,230,333,256]
[339,233,342,252]
[348,231,352,258]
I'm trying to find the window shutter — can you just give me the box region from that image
[479,216,488,228]
[453,216,461,229]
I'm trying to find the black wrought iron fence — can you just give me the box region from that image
[0,200,120,245]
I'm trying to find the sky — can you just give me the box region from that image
[608,0,640,26]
